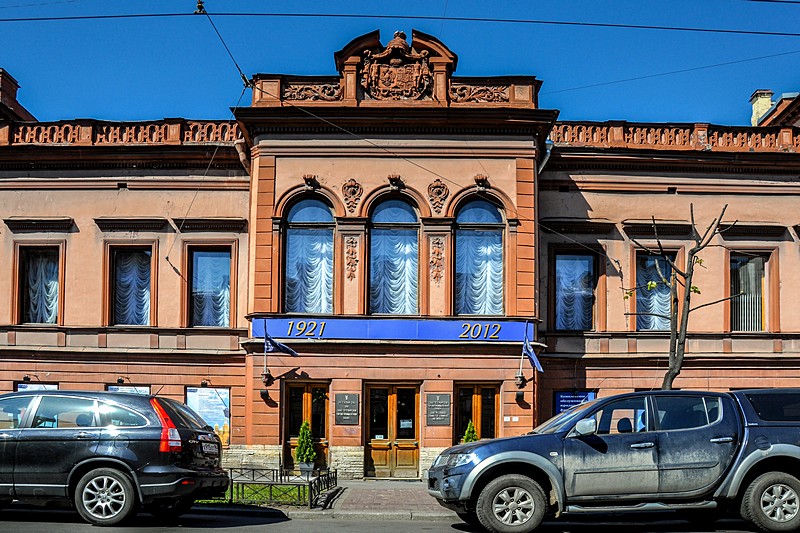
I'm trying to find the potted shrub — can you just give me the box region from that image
[462,420,478,443]
[295,420,317,478]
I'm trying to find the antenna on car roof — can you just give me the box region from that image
[152,385,165,397]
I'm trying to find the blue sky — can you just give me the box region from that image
[2,0,799,125]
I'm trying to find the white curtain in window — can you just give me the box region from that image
[455,230,503,315]
[23,250,58,324]
[113,250,151,325]
[731,255,765,331]
[285,228,333,313]
[636,255,672,331]
[555,255,594,330]
[369,228,418,314]
[191,251,230,327]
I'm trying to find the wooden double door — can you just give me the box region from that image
[365,385,419,478]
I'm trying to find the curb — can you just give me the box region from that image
[194,505,458,521]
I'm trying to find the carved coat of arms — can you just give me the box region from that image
[361,31,432,100]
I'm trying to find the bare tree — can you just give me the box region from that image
[625,204,738,390]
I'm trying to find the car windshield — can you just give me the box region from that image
[531,399,599,434]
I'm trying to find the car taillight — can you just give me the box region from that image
[150,398,182,453]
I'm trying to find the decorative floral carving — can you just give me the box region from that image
[474,174,490,190]
[342,179,363,213]
[449,84,509,103]
[361,31,432,100]
[345,237,359,280]
[303,174,320,190]
[427,179,449,214]
[388,174,404,190]
[282,83,342,101]
[430,237,444,284]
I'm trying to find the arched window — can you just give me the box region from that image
[455,199,504,315]
[369,198,419,314]
[284,198,334,314]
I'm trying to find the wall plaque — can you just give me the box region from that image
[426,393,451,426]
[335,393,359,425]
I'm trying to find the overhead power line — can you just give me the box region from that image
[1,11,800,39]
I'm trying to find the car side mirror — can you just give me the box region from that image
[572,418,597,437]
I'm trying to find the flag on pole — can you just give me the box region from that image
[263,319,299,357]
[522,323,543,373]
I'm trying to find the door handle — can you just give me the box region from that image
[0,433,12,440]
[710,437,734,444]
[75,432,94,439]
[630,442,655,449]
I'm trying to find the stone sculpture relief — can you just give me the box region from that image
[361,31,433,100]
[342,179,363,213]
[345,237,359,280]
[427,179,449,214]
[282,83,342,101]
[430,237,444,284]
[449,84,509,103]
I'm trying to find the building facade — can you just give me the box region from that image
[2,32,800,479]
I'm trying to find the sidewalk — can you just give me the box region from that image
[318,479,458,521]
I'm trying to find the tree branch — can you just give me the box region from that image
[624,312,671,319]
[689,292,743,314]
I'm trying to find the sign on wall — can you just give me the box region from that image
[186,387,231,446]
[107,385,151,395]
[15,383,58,392]
[334,393,359,425]
[252,317,535,343]
[554,391,596,414]
[426,393,451,426]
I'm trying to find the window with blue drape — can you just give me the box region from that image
[455,199,504,315]
[636,253,674,331]
[369,199,419,314]
[554,254,595,330]
[21,248,59,324]
[731,253,766,332]
[190,249,231,327]
[112,249,151,326]
[284,198,334,314]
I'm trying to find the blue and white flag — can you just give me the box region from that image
[263,319,299,357]
[523,323,543,373]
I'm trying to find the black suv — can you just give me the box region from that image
[0,390,228,525]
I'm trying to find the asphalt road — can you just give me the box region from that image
[0,507,763,532]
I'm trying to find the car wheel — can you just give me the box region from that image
[476,474,546,533]
[74,467,137,526]
[742,472,800,532]
[457,510,482,528]
[146,497,195,519]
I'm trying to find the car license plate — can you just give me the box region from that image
[202,442,219,455]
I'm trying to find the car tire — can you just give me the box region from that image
[742,472,800,532]
[476,474,546,533]
[457,510,482,528]
[74,467,137,526]
[145,497,195,519]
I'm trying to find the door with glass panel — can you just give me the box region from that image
[284,384,329,468]
[455,384,499,444]
[365,385,419,478]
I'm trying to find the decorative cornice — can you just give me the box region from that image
[4,217,73,232]
[622,220,692,237]
[173,218,248,233]
[94,217,168,232]
[720,223,786,238]
[540,218,615,235]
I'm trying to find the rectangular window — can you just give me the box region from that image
[730,253,767,332]
[19,246,60,324]
[454,384,498,443]
[636,252,675,331]
[554,254,595,331]
[188,247,231,327]
[111,247,152,326]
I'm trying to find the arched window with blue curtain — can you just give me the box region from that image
[455,199,504,315]
[284,198,334,314]
[369,198,419,315]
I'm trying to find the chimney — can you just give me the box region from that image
[750,89,774,126]
[0,69,35,121]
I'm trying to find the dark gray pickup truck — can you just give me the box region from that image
[428,388,800,533]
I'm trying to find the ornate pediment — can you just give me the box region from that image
[361,31,433,101]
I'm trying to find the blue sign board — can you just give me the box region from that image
[251,316,535,343]
[554,391,596,414]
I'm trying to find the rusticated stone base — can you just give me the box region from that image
[420,447,447,479]
[328,446,365,479]
[222,444,282,470]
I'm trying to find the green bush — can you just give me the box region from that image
[295,420,317,463]
[462,420,478,443]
